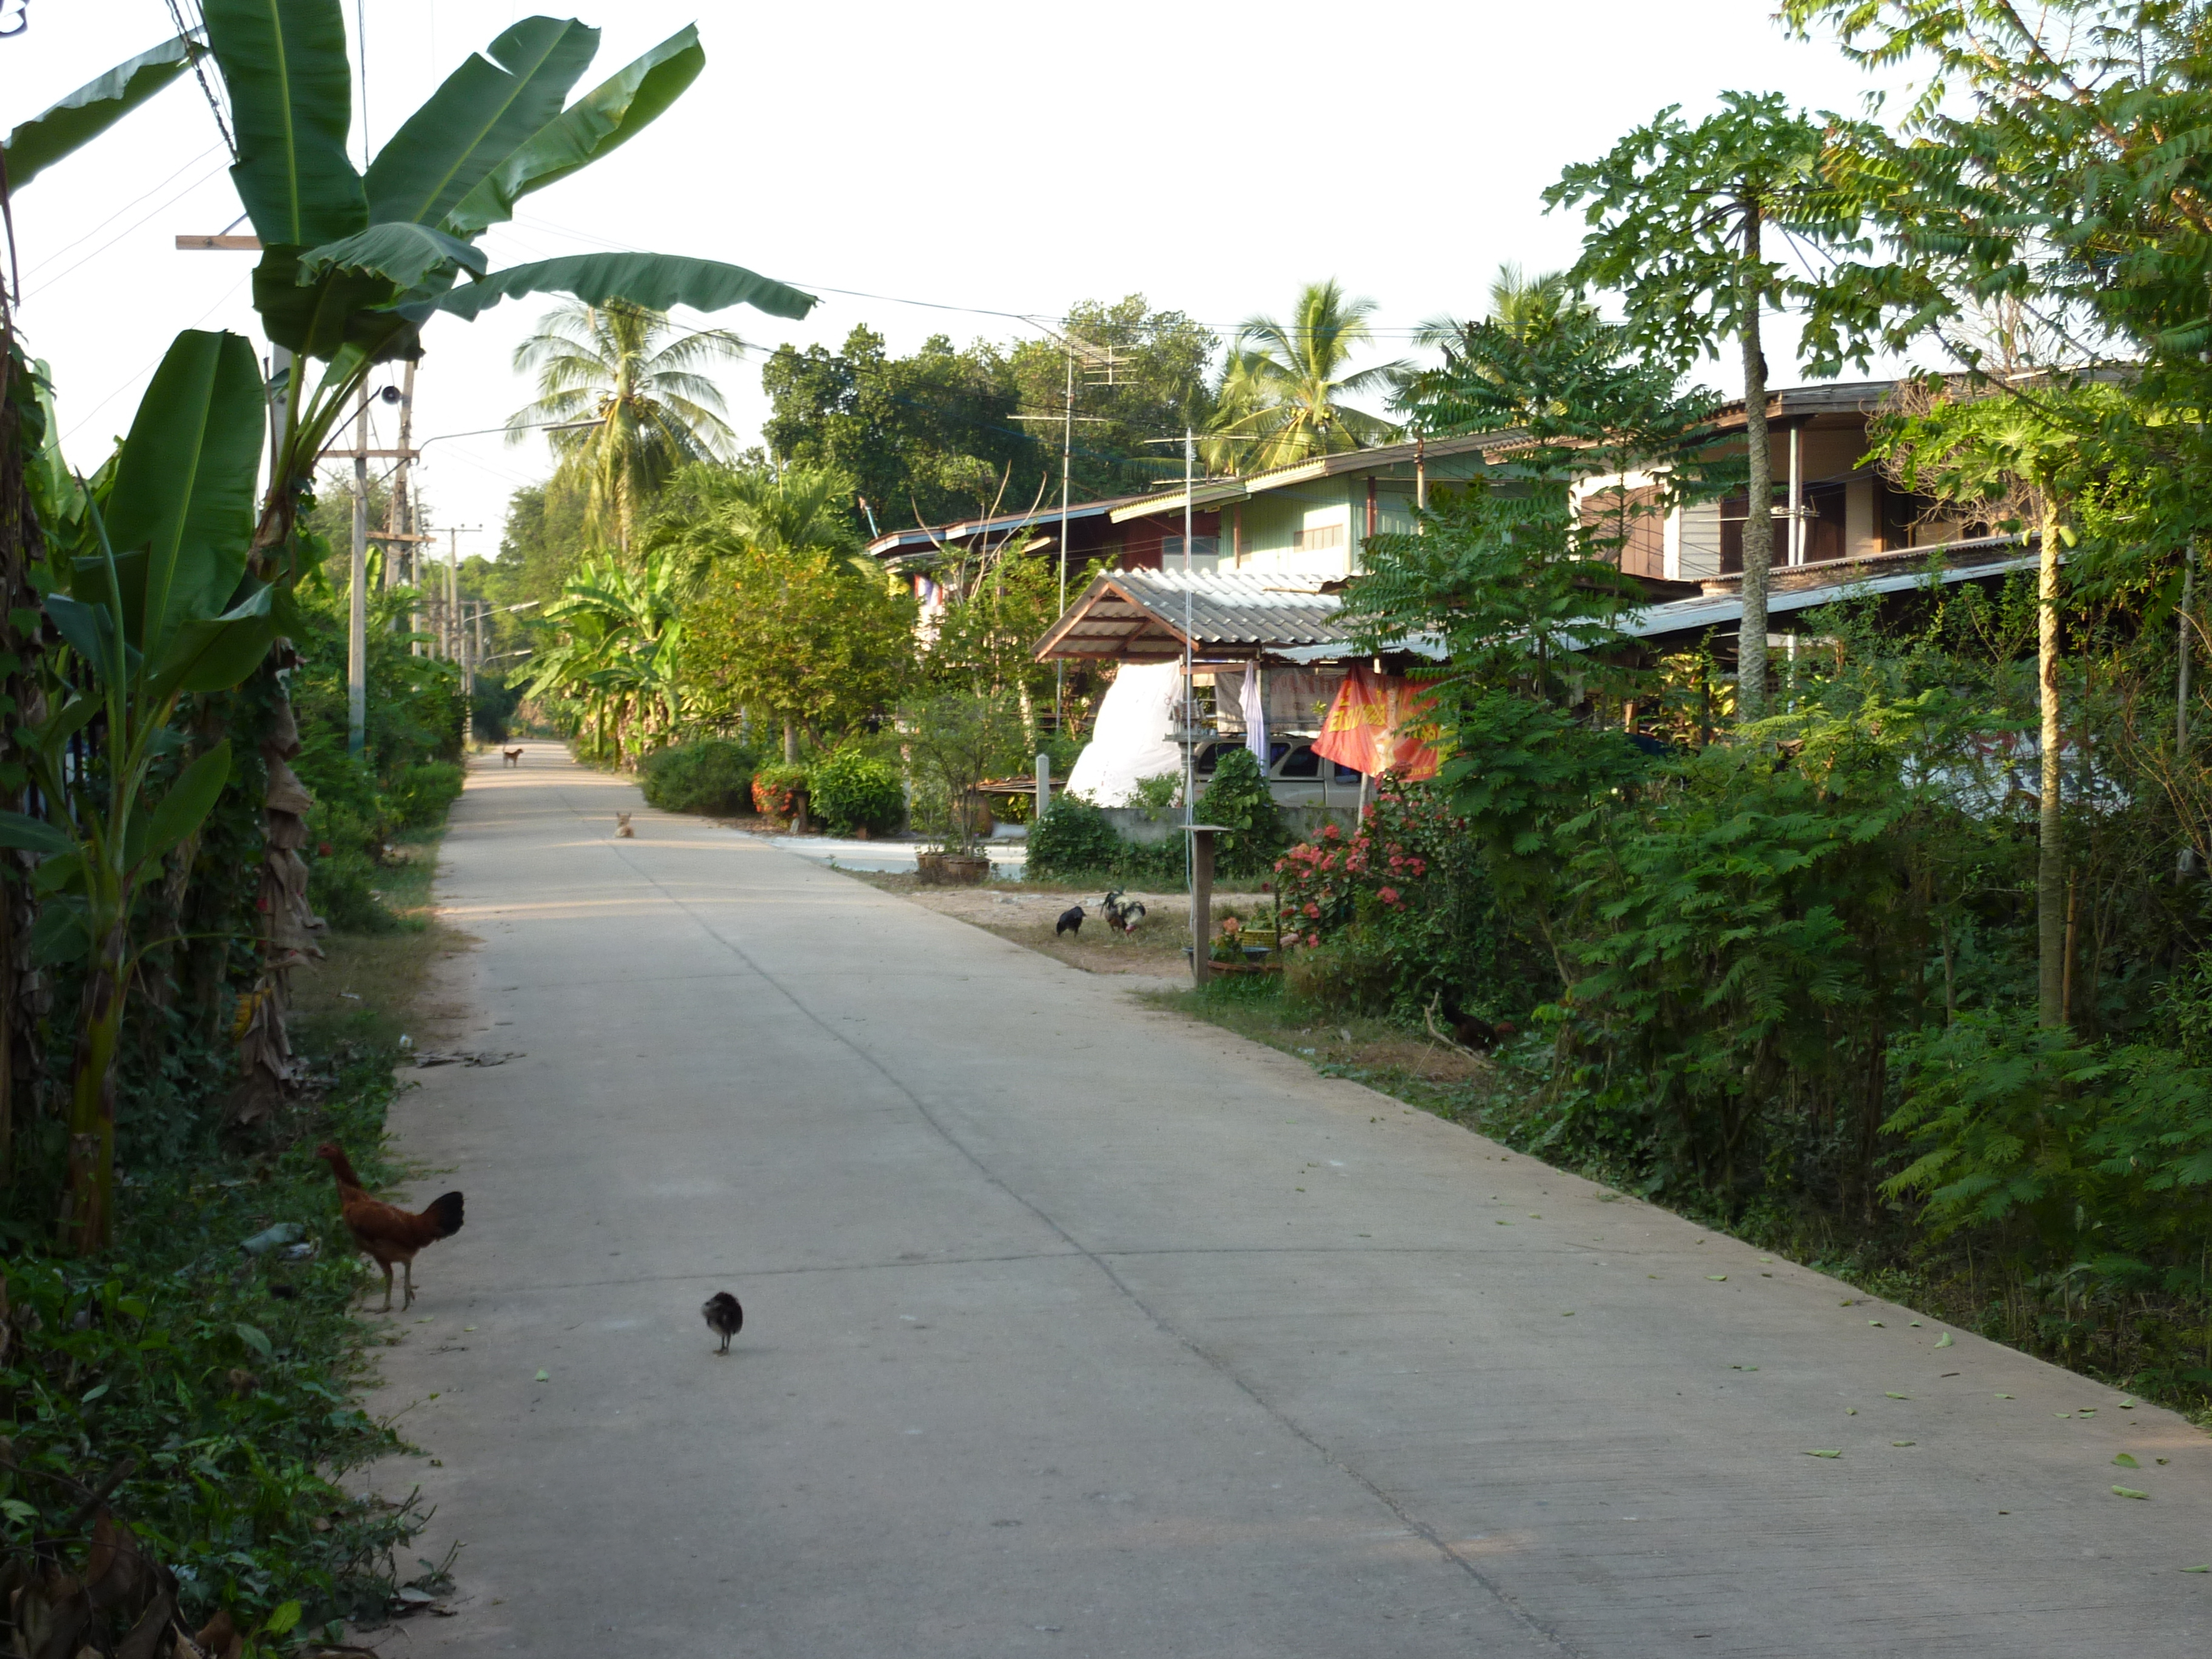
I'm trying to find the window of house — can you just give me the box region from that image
[1290,522,1346,552]
[1161,535,1218,567]
[1718,483,1848,572]
[1273,742,1322,778]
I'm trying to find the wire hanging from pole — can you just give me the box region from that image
[164,0,236,158]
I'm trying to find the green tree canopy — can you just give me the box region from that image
[762,326,1047,534]
[1007,296,1220,498]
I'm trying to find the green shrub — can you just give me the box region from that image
[1027,796,1125,877]
[808,747,905,834]
[309,850,399,934]
[640,739,757,816]
[383,760,465,830]
[1195,746,1286,877]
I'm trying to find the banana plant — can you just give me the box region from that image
[192,1,817,564]
[0,331,276,1251]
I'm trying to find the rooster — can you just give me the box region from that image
[702,1290,744,1355]
[315,1143,464,1312]
[1101,888,1147,934]
[1054,903,1084,937]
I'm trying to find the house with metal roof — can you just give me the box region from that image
[1033,569,1351,665]
[1121,380,1972,586]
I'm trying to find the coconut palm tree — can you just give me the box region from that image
[1204,280,1404,474]
[508,302,748,557]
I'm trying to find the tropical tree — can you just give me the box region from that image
[643,461,863,592]
[686,548,917,762]
[4,1,817,1246]
[509,301,746,556]
[1546,93,1869,722]
[523,552,685,764]
[1205,280,1404,474]
[2,333,276,1251]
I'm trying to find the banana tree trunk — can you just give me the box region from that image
[62,920,129,1253]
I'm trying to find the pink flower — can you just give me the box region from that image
[1388,855,1405,870]
[1379,886,1401,905]
[1307,932,1321,948]
[1322,823,1341,840]
[1304,902,1321,919]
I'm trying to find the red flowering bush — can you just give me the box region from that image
[1270,777,1498,1019]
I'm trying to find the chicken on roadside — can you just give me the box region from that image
[702,1291,744,1354]
[1054,904,1084,938]
[1101,888,1147,934]
[315,1143,464,1312]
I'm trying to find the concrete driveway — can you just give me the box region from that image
[368,747,2211,1657]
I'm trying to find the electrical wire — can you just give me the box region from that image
[22,161,233,300]
[19,143,223,280]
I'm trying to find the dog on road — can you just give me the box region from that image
[502,746,524,767]
[616,813,634,838]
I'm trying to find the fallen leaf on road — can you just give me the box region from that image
[2113,1486,2150,1500]
[1806,1450,1842,1458]
[2114,1453,2140,1468]
[1997,1393,2014,1399]
[2056,1412,2073,1418]
[1935,1333,1954,1348]
[1886,1392,1909,1399]
[1869,1320,1885,1327]
[1707,1275,1728,1282]
[2184,1566,2210,1573]
[534,1370,549,1382]
[1562,1311,1575,1317]
[2157,1457,2170,1464]
[1892,1441,1915,1447]
[1847,1407,1857,1415]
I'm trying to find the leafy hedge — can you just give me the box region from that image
[640,739,758,816]
[808,747,904,834]
[1025,796,1185,884]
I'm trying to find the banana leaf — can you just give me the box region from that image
[417,252,816,324]
[2,35,194,189]
[203,0,364,247]
[366,16,598,229]
[443,25,704,239]
[93,330,263,664]
[299,223,488,290]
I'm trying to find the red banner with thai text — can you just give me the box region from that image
[1312,667,1444,782]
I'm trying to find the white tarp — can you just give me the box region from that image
[1065,660,1184,806]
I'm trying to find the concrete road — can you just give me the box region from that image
[368,748,2211,1657]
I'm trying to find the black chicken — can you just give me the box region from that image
[1055,904,1084,937]
[702,1291,744,1355]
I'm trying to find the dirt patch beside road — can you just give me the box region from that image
[850,871,1281,980]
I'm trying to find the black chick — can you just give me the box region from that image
[1054,903,1084,937]
[702,1291,743,1355]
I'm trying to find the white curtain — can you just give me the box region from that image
[1243,662,1269,765]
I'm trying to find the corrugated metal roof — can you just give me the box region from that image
[1034,570,1350,662]
[866,489,1168,560]
[1624,545,2037,644]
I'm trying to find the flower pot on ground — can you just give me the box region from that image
[751,763,810,828]
[938,854,991,885]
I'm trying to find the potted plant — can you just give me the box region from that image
[751,762,811,830]
[903,692,1017,885]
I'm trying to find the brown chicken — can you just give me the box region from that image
[315,1143,464,1312]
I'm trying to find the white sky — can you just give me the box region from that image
[7,1,1919,549]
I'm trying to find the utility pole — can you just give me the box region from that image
[1057,339,1074,729]
[347,384,368,756]
[441,526,481,663]
[385,360,416,589]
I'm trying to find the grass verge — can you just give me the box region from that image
[3,826,467,1652]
